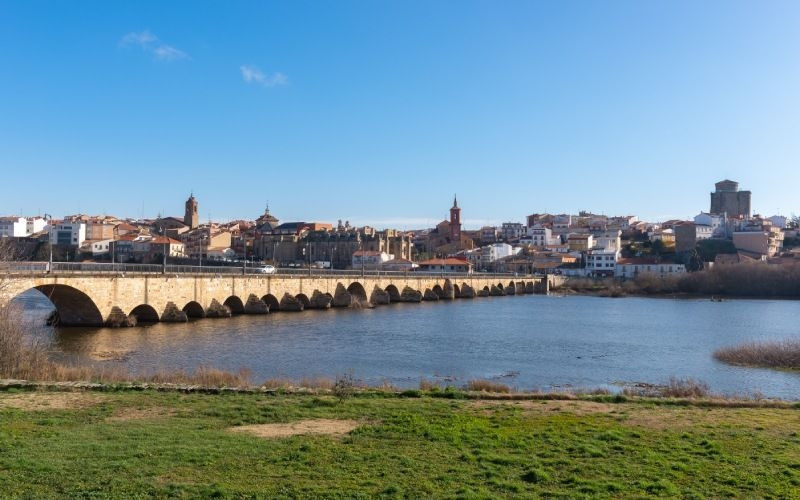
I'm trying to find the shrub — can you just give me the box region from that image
[714,339,800,370]
[419,378,440,391]
[623,378,710,398]
[0,301,56,380]
[662,377,711,398]
[334,371,357,401]
[299,376,335,390]
[466,379,511,393]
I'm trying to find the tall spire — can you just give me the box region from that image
[453,194,458,208]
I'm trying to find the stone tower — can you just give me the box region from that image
[710,179,751,218]
[449,195,461,243]
[184,193,198,229]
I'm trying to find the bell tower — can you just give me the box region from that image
[449,195,461,243]
[184,193,198,229]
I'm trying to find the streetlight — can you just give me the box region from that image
[360,238,365,278]
[197,234,207,269]
[242,235,247,275]
[44,213,53,273]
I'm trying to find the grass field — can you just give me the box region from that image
[1,389,799,498]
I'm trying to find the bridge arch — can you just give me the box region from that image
[182,301,205,319]
[129,304,159,323]
[453,284,461,297]
[29,284,104,326]
[347,282,368,302]
[385,285,401,302]
[261,294,279,312]
[223,296,244,315]
[295,293,311,308]
[432,284,444,298]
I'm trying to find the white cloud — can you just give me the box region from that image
[240,65,288,87]
[120,30,157,47]
[120,30,188,61]
[153,44,188,61]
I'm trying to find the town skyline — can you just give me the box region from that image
[2,2,799,223]
[4,179,792,232]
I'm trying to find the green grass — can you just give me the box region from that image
[1,390,799,498]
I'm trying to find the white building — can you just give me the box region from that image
[615,259,686,279]
[89,239,113,256]
[0,217,28,237]
[479,243,516,264]
[694,212,727,237]
[26,217,48,235]
[206,247,234,261]
[352,250,393,269]
[522,224,556,247]
[50,222,86,247]
[586,249,619,276]
[585,230,622,277]
[768,215,788,229]
[0,216,49,238]
[594,230,622,252]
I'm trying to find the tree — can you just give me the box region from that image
[686,248,704,272]
[651,239,666,256]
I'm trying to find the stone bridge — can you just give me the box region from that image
[1,272,550,327]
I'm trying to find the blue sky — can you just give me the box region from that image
[1,1,798,228]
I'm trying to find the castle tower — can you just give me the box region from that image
[184,193,198,229]
[710,179,751,218]
[449,195,461,243]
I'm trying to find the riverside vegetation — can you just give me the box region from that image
[714,339,800,370]
[559,262,800,298]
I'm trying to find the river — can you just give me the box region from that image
[13,291,800,399]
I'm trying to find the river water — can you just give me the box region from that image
[13,291,800,399]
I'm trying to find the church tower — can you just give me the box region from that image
[449,195,461,243]
[184,193,198,229]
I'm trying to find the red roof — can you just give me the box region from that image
[151,236,183,245]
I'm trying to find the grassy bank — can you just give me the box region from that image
[1,389,799,498]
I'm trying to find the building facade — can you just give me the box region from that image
[50,222,86,247]
[615,259,686,279]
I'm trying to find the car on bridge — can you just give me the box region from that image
[255,265,276,274]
